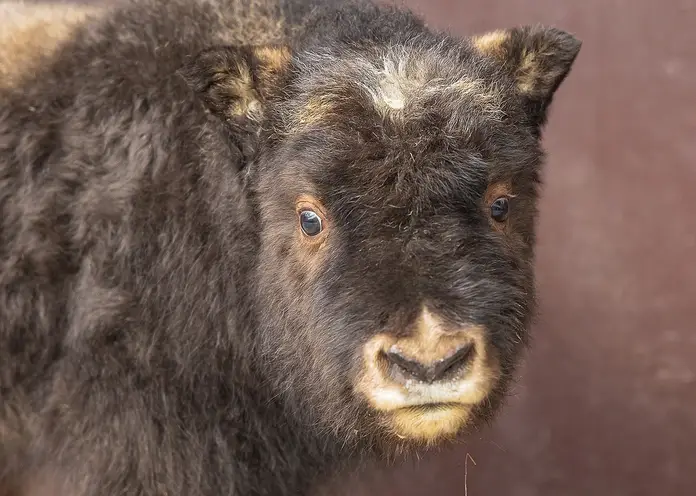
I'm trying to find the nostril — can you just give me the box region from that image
[382,343,474,384]
[429,344,474,382]
[383,350,430,382]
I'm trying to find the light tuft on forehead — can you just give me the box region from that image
[289,44,505,132]
[370,54,411,112]
[364,48,505,120]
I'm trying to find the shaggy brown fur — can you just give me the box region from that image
[0,2,105,89]
[0,0,580,494]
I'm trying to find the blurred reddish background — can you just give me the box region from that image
[323,0,696,494]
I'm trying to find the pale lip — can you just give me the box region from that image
[366,375,492,411]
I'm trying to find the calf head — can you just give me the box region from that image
[180,4,580,450]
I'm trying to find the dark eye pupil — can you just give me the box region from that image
[490,197,509,222]
[300,210,322,236]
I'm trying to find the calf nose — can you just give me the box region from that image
[384,343,474,384]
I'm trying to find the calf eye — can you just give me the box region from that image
[299,210,323,236]
[490,197,509,222]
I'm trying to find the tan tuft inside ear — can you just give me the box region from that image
[471,30,510,60]
[222,63,260,118]
[250,45,292,103]
[180,44,292,123]
[471,26,581,101]
[253,46,291,74]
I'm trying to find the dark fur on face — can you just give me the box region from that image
[0,0,580,494]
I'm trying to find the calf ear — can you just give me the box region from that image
[178,44,291,126]
[471,26,581,129]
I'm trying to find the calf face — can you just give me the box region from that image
[181,5,580,449]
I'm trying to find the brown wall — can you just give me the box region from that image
[333,0,696,495]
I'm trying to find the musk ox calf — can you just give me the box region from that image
[0,0,581,494]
